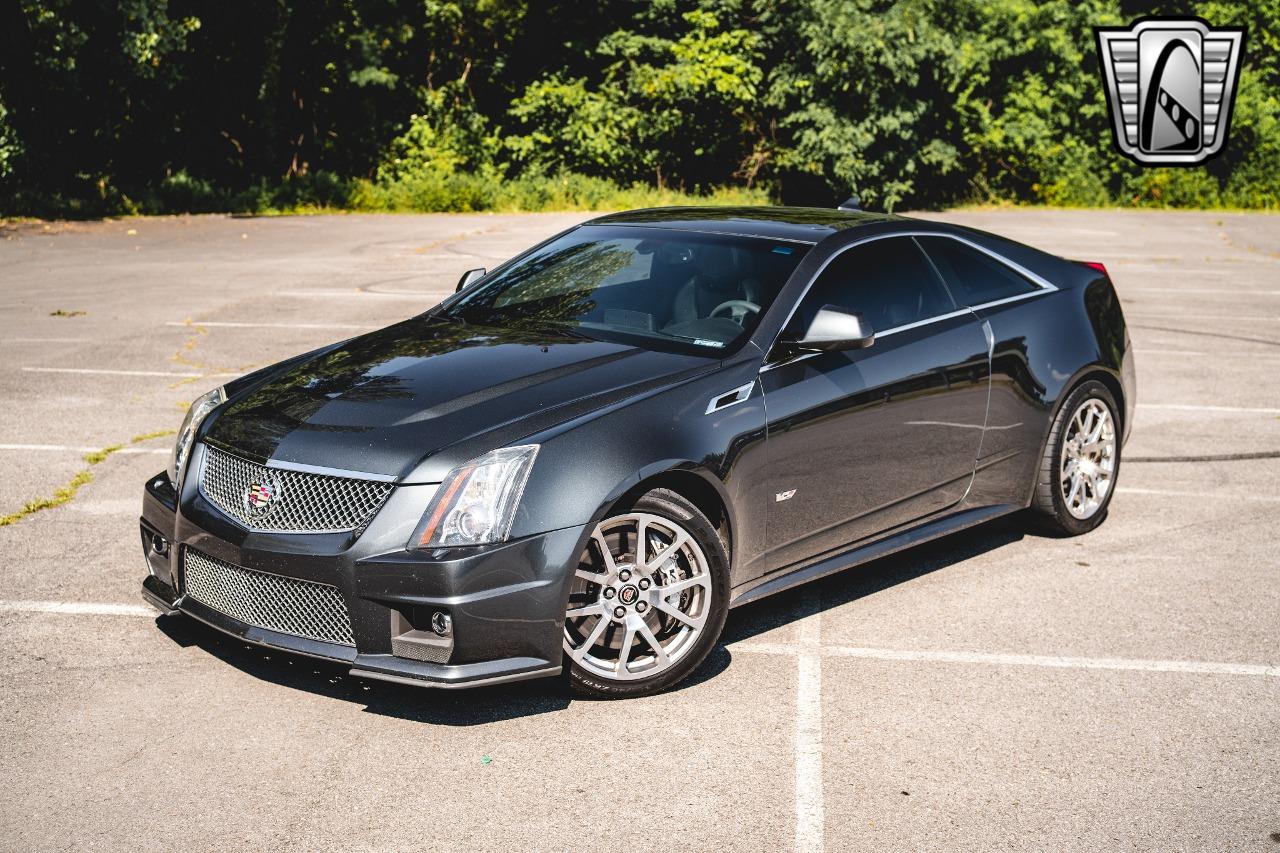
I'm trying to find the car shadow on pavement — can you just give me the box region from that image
[720,514,1029,645]
[155,615,577,723]
[155,610,733,724]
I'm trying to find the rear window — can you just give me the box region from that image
[918,236,1039,307]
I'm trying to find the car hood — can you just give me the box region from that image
[204,316,716,480]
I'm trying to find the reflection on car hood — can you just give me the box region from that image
[205,317,715,479]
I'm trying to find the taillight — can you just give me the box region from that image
[1079,261,1108,275]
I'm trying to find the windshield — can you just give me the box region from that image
[438,225,809,355]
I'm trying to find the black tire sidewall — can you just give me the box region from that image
[566,488,731,699]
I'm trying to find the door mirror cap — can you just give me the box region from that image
[792,305,875,351]
[456,268,486,292]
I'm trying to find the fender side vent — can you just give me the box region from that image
[705,382,754,415]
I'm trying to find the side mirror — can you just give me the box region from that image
[456,268,486,292]
[791,305,875,351]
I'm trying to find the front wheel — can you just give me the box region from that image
[563,489,730,698]
[1030,380,1122,536]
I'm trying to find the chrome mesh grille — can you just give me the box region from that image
[199,445,393,534]
[182,548,355,646]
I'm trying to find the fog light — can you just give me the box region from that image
[430,611,452,637]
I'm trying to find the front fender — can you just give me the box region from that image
[506,356,768,571]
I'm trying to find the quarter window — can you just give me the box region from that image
[792,237,955,335]
[917,236,1039,307]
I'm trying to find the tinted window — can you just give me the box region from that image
[792,237,955,335]
[440,225,807,355]
[918,236,1038,307]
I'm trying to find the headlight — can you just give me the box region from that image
[170,386,226,484]
[412,445,539,548]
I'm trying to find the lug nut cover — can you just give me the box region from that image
[613,606,626,619]
[603,588,615,599]
[636,601,648,613]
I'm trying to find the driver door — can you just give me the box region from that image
[756,236,990,575]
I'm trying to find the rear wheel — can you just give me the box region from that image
[1030,380,1121,536]
[563,489,729,698]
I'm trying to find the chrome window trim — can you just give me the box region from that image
[911,232,1060,293]
[760,231,1058,373]
[871,306,973,338]
[759,308,975,373]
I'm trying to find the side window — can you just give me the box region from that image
[918,236,1039,307]
[793,237,955,335]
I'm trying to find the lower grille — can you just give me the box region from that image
[391,635,452,664]
[182,548,355,646]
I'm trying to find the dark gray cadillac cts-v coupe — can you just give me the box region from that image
[139,207,1135,697]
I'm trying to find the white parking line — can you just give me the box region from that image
[166,320,374,331]
[9,596,1274,680]
[0,337,89,344]
[1083,348,1280,365]
[0,443,168,454]
[1133,348,1280,362]
[1117,487,1280,503]
[794,602,824,853]
[277,289,444,300]
[1126,287,1280,296]
[733,641,1280,677]
[1127,312,1280,322]
[0,600,154,618]
[20,366,237,379]
[1137,403,1280,415]
[1113,266,1236,275]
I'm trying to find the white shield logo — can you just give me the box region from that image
[1095,18,1245,165]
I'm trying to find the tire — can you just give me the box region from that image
[563,488,730,699]
[1029,379,1122,536]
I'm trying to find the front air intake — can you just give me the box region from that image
[182,547,356,647]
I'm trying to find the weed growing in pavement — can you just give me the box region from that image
[0,430,175,526]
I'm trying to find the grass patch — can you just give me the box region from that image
[0,470,95,526]
[81,444,123,465]
[347,172,771,214]
[131,429,176,443]
[4,171,773,219]
[0,429,175,527]
[49,309,87,317]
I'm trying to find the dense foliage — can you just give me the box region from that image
[1,0,1277,216]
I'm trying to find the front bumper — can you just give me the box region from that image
[138,452,587,690]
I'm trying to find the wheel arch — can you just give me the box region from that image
[1060,365,1127,434]
[586,464,735,569]
[1025,363,1125,506]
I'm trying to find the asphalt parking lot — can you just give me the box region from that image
[1,208,1277,851]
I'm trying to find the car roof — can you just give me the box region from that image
[585,206,898,243]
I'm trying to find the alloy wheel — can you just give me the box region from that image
[1059,398,1117,519]
[563,512,712,682]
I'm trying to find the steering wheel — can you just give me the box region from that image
[710,299,761,325]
